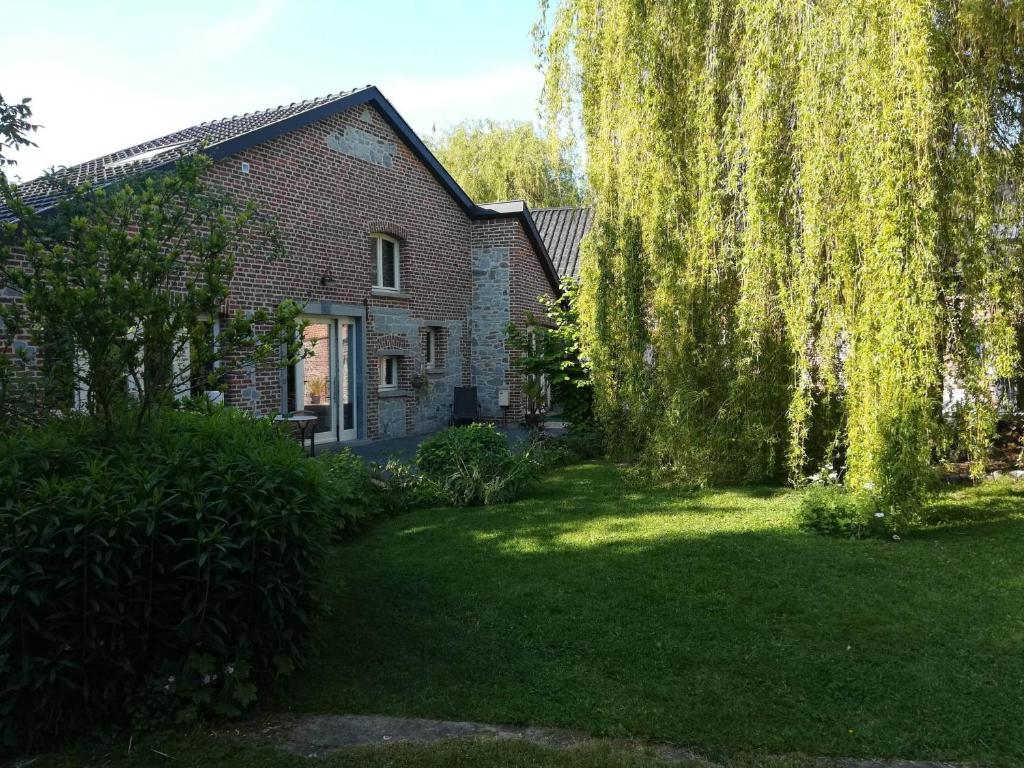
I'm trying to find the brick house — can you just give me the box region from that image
[3,86,561,446]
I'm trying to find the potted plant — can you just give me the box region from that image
[410,368,433,397]
[306,376,327,405]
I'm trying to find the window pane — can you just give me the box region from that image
[425,331,434,366]
[302,322,333,433]
[342,323,354,430]
[286,363,297,412]
[380,356,396,388]
[190,320,217,397]
[380,239,396,288]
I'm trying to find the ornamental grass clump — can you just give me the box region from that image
[0,407,333,750]
[318,449,442,537]
[415,424,540,506]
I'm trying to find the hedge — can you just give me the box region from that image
[0,408,333,749]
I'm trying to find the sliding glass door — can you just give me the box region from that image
[294,316,357,444]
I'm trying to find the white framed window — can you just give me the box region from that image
[374,234,400,291]
[73,351,90,412]
[379,355,399,391]
[180,315,222,401]
[425,328,437,369]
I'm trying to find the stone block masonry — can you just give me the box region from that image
[471,246,511,419]
[325,125,397,169]
[368,308,463,436]
[414,320,462,433]
[378,398,406,438]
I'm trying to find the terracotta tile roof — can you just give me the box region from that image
[532,206,594,279]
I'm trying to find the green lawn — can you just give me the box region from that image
[32,463,1024,766]
[284,463,1024,766]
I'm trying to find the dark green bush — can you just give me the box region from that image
[0,408,332,750]
[318,450,446,537]
[415,424,539,506]
[416,423,510,477]
[796,485,887,538]
[319,448,384,538]
[543,428,603,463]
[373,456,446,512]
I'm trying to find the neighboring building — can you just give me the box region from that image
[532,206,594,281]
[2,86,561,446]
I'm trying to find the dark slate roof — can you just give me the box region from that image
[1,86,561,292]
[8,87,371,219]
[532,206,594,279]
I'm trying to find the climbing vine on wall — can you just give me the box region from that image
[537,0,1024,522]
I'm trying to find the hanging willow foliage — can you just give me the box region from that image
[538,0,1024,520]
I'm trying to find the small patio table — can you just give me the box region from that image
[274,412,318,456]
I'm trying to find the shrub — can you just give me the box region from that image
[494,443,547,504]
[373,456,446,511]
[415,424,540,506]
[320,448,384,538]
[416,423,510,477]
[796,485,887,538]
[546,427,604,463]
[318,450,448,537]
[0,407,332,750]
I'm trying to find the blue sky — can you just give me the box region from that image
[3,0,545,182]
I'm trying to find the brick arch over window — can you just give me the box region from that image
[377,333,410,351]
[364,220,410,242]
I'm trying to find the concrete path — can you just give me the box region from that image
[232,714,971,768]
[238,714,705,763]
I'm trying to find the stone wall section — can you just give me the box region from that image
[509,220,556,419]
[470,216,556,423]
[470,244,511,419]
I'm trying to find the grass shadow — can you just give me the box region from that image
[291,463,1024,766]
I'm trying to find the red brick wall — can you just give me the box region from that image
[202,103,474,438]
[2,100,558,437]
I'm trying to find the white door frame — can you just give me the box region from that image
[295,315,358,444]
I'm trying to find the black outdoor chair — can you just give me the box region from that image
[450,386,481,426]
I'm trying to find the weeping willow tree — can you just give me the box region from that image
[538,0,1024,521]
[428,119,582,207]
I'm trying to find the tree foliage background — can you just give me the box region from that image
[429,119,582,208]
[0,94,37,169]
[538,0,1024,523]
